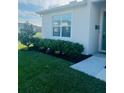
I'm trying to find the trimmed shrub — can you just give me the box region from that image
[62,41,84,57]
[30,38,41,51]
[31,38,84,57]
[30,38,41,47]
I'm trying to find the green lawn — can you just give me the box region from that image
[19,49,106,93]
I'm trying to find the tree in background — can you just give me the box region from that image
[19,21,35,48]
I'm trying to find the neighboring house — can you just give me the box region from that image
[18,23,42,33]
[33,25,42,33]
[37,0,106,55]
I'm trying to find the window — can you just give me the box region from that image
[62,27,71,37]
[61,14,71,37]
[53,16,61,36]
[52,14,71,37]
[53,27,60,36]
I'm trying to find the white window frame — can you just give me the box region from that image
[52,13,72,38]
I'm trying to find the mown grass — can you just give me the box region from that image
[18,49,106,93]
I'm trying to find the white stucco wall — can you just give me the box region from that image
[88,3,100,54]
[42,3,91,54]
[88,1,106,54]
[41,0,106,54]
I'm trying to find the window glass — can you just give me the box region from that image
[53,16,60,26]
[62,14,71,26]
[53,27,60,36]
[62,27,71,37]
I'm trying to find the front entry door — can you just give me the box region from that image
[101,12,106,51]
[99,11,106,52]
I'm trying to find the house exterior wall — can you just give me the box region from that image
[42,3,91,54]
[88,3,100,54]
[41,0,106,54]
[88,1,106,54]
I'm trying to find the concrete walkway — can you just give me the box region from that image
[70,54,106,81]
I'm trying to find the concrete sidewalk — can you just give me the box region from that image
[70,55,106,81]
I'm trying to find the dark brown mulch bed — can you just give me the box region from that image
[50,53,92,63]
[27,47,92,63]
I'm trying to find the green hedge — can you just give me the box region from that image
[31,38,84,57]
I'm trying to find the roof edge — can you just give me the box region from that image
[36,0,87,15]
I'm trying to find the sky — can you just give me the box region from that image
[18,0,83,26]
